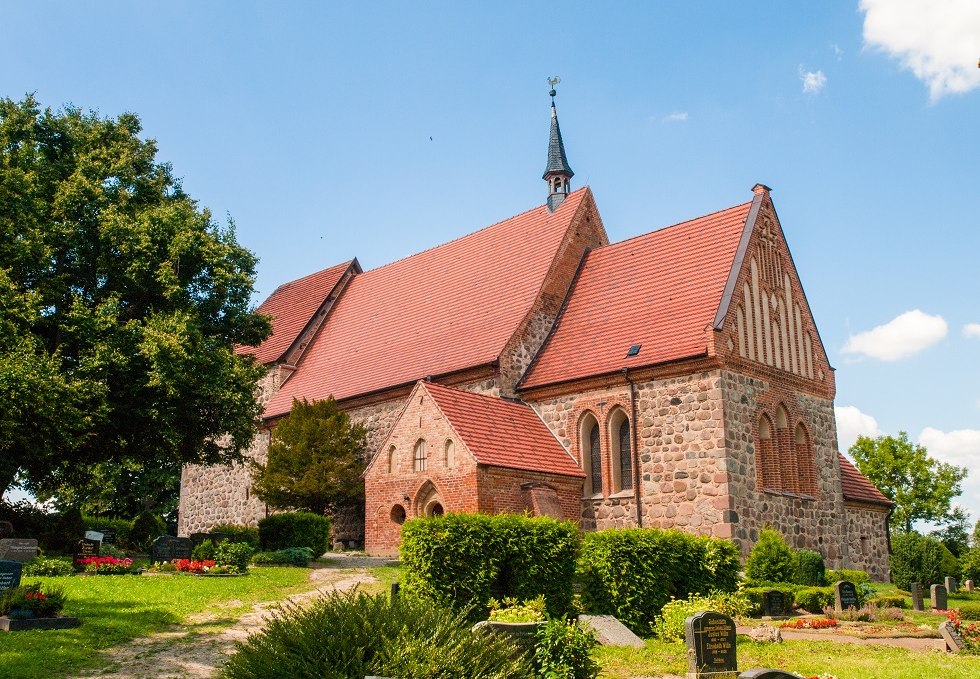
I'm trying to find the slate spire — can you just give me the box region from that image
[543,78,574,211]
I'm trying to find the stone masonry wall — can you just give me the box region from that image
[844,502,892,581]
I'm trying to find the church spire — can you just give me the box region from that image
[543,77,574,212]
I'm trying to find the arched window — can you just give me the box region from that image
[413,439,427,472]
[387,445,396,474]
[444,439,455,468]
[757,415,778,492]
[608,408,633,493]
[755,408,818,499]
[589,423,602,495]
[794,423,817,496]
[579,412,603,496]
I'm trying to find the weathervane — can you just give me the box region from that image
[548,76,561,100]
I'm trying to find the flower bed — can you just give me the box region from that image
[1,583,67,619]
[780,617,839,630]
[173,559,216,574]
[74,556,135,575]
[947,610,980,653]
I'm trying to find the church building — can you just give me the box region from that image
[178,91,893,579]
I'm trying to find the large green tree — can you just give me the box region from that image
[250,397,367,515]
[0,95,270,503]
[849,432,967,533]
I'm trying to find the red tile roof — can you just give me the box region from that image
[264,188,590,417]
[838,453,893,507]
[520,201,752,389]
[237,261,354,365]
[423,382,584,477]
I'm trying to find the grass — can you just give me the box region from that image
[0,567,312,679]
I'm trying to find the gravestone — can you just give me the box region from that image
[579,614,646,648]
[0,560,22,594]
[762,590,786,617]
[945,576,958,594]
[685,611,738,678]
[150,536,194,563]
[966,580,975,593]
[84,530,104,543]
[931,584,948,610]
[99,529,116,545]
[738,671,805,679]
[0,539,38,563]
[0,521,13,538]
[939,620,967,653]
[834,581,858,612]
[911,583,924,612]
[73,538,100,560]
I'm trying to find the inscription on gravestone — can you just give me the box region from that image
[0,539,38,562]
[0,560,22,594]
[945,576,958,594]
[99,529,116,545]
[685,611,738,678]
[834,581,858,612]
[172,537,193,560]
[911,583,924,612]
[762,590,786,617]
[939,620,967,653]
[74,538,100,560]
[150,536,194,563]
[931,584,948,610]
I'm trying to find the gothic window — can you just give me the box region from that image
[794,423,818,496]
[580,412,603,496]
[387,445,396,474]
[755,408,818,498]
[589,423,602,495]
[413,439,427,472]
[444,439,455,468]
[756,415,779,492]
[608,408,633,493]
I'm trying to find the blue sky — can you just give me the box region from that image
[3,2,978,524]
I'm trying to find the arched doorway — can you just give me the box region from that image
[415,480,445,518]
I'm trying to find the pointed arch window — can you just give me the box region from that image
[755,407,818,498]
[413,439,427,472]
[387,445,396,474]
[589,423,602,495]
[444,439,455,469]
[580,412,603,496]
[608,408,633,493]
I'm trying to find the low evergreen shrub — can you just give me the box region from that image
[130,511,167,552]
[401,513,579,619]
[792,549,826,586]
[794,586,835,614]
[220,590,531,679]
[826,568,871,585]
[890,532,958,590]
[210,523,260,548]
[250,547,314,567]
[745,528,795,584]
[577,528,741,636]
[215,541,255,572]
[258,512,331,555]
[23,557,75,577]
[192,539,216,561]
[533,618,599,679]
[956,603,980,620]
[743,585,799,616]
[869,595,907,609]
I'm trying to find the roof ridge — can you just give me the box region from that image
[599,200,753,252]
[262,259,354,298]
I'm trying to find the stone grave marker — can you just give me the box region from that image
[685,611,738,678]
[966,580,975,593]
[73,538,100,560]
[939,620,967,653]
[172,537,193,560]
[151,536,177,563]
[911,583,924,612]
[84,530,104,543]
[738,670,804,679]
[0,539,38,562]
[0,559,22,594]
[579,614,646,647]
[931,584,948,610]
[99,529,116,545]
[0,521,13,538]
[833,581,858,612]
[762,590,786,617]
[945,576,958,594]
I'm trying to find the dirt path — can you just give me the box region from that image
[79,556,390,679]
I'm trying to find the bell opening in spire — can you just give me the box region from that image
[543,78,574,212]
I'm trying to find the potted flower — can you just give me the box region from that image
[1,583,66,620]
[473,596,547,655]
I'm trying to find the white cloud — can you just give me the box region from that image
[842,309,947,360]
[662,112,688,123]
[860,0,980,100]
[920,427,980,465]
[831,43,844,61]
[963,323,980,339]
[800,67,827,94]
[835,405,880,452]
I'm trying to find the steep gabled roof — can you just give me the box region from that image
[838,453,894,507]
[237,260,356,365]
[521,201,752,389]
[264,188,590,417]
[424,382,584,477]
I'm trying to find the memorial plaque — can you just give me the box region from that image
[100,529,117,545]
[738,670,804,679]
[966,580,975,593]
[0,559,22,594]
[931,584,948,611]
[0,538,38,562]
[84,530,105,542]
[834,581,858,611]
[911,583,924,612]
[945,576,958,594]
[74,538,100,560]
[762,590,786,617]
[939,620,967,653]
[685,611,738,678]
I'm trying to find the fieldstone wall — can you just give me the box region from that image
[844,502,891,581]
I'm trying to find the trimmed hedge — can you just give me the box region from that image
[956,603,980,620]
[401,513,579,619]
[793,549,826,587]
[251,547,315,567]
[83,516,134,550]
[826,568,870,585]
[869,595,907,609]
[577,528,741,636]
[890,532,958,590]
[744,586,799,616]
[210,523,260,548]
[794,586,835,614]
[258,512,331,555]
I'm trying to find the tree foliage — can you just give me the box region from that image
[250,398,366,515]
[0,95,270,500]
[849,432,967,533]
[930,506,972,557]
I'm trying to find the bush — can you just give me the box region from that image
[956,603,980,620]
[402,513,579,620]
[578,528,741,636]
[130,511,167,552]
[870,595,907,609]
[488,596,547,623]
[654,590,751,641]
[890,532,958,590]
[0,583,66,617]
[826,568,870,585]
[533,618,599,679]
[794,586,835,614]
[192,539,216,561]
[23,557,75,577]
[745,528,795,584]
[37,507,85,554]
[214,541,255,572]
[960,548,980,583]
[250,547,314,567]
[220,590,531,679]
[210,523,260,548]
[743,586,799,616]
[100,544,127,559]
[258,512,331,556]
[83,516,134,550]
[792,549,826,586]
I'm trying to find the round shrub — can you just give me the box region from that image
[23,557,75,577]
[130,511,166,552]
[220,591,531,679]
[533,618,599,679]
[745,528,795,584]
[192,539,216,561]
[258,512,331,556]
[793,549,826,586]
[214,541,255,572]
[890,532,958,590]
[794,586,835,614]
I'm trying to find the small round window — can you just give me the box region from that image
[390,504,406,524]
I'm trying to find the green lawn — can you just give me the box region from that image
[0,567,312,679]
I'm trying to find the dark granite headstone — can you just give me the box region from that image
[834,581,858,611]
[738,671,804,679]
[685,611,738,678]
[0,521,13,538]
[762,590,786,617]
[911,583,924,612]
[73,538,100,560]
[939,620,967,653]
[99,529,116,545]
[0,539,38,562]
[0,560,22,594]
[945,576,958,594]
[172,537,193,559]
[150,536,193,563]
[931,584,948,610]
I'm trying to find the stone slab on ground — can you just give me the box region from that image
[1,615,81,632]
[578,614,646,647]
